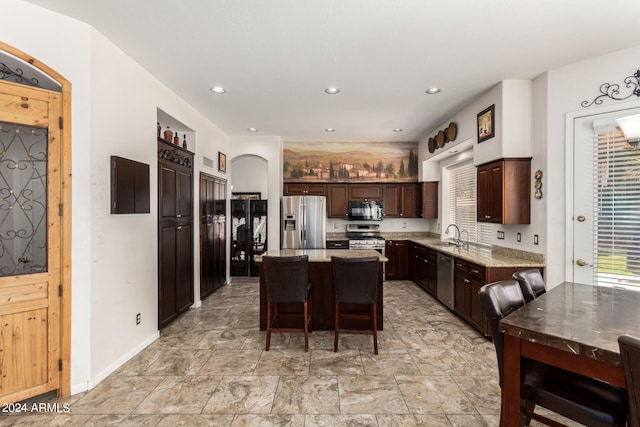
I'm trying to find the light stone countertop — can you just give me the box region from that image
[408,237,545,268]
[259,249,388,262]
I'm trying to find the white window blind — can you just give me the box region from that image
[447,160,491,245]
[592,123,640,289]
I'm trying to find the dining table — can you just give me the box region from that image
[499,281,640,426]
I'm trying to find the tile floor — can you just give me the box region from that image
[3,278,579,426]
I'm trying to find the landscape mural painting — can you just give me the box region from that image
[283,141,419,183]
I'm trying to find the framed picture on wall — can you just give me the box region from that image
[218,151,226,173]
[477,104,495,143]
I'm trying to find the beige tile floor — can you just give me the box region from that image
[2,278,579,426]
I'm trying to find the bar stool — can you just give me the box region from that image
[262,255,312,352]
[512,268,546,303]
[331,256,380,354]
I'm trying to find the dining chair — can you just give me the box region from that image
[262,255,312,352]
[618,335,640,427]
[512,268,546,303]
[331,256,380,354]
[479,280,628,427]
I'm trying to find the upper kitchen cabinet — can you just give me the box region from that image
[477,158,531,224]
[421,182,438,219]
[283,183,327,196]
[349,184,382,201]
[328,184,349,218]
[383,183,421,218]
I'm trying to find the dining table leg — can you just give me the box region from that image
[502,333,522,426]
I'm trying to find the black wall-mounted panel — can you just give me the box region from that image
[111,156,151,214]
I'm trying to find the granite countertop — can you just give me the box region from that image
[500,282,640,365]
[407,237,545,268]
[259,249,388,263]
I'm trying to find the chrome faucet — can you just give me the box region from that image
[445,223,465,247]
[445,223,461,245]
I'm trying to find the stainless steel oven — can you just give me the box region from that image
[346,224,386,279]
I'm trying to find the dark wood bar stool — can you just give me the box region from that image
[262,255,312,352]
[331,256,380,354]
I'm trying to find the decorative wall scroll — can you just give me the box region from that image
[581,69,640,108]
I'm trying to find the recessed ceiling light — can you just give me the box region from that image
[425,87,441,94]
[210,86,226,94]
[324,87,340,94]
[248,127,258,132]
[325,128,335,132]
[393,128,403,132]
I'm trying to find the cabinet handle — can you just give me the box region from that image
[176,214,182,218]
[464,278,470,283]
[177,226,182,230]
[471,269,480,274]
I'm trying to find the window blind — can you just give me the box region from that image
[447,160,491,245]
[592,123,640,289]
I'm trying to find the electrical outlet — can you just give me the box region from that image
[534,234,539,245]
[136,313,141,325]
[497,231,505,240]
[517,232,521,242]
[402,222,407,229]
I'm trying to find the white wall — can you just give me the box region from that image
[3,0,229,393]
[230,155,269,198]
[542,44,640,287]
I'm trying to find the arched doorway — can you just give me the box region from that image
[0,42,72,402]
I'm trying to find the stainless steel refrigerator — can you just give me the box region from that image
[281,195,326,249]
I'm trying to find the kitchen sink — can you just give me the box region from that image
[432,241,458,246]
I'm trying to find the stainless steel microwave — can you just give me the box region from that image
[348,201,384,221]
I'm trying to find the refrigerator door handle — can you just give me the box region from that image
[301,203,306,247]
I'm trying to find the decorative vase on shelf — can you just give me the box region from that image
[163,126,172,141]
[157,122,161,138]
[173,132,179,145]
[182,134,187,149]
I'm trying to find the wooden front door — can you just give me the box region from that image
[0,80,63,403]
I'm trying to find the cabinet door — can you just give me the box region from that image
[395,241,408,279]
[283,183,306,195]
[328,184,349,218]
[488,162,503,223]
[385,240,397,279]
[200,175,215,296]
[306,184,327,196]
[477,164,491,222]
[176,223,194,312]
[399,184,419,218]
[349,184,382,201]
[178,169,193,219]
[159,164,177,221]
[421,182,438,219]
[426,251,438,295]
[468,278,485,332]
[158,224,178,327]
[453,271,469,318]
[382,184,400,217]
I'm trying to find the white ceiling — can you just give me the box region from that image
[24,0,640,142]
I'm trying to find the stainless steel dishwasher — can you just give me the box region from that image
[437,253,454,309]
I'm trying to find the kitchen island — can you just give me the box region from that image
[258,249,387,331]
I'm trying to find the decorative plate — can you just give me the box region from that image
[428,137,435,153]
[436,130,446,148]
[446,122,457,141]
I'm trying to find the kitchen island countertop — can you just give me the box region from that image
[258,249,387,263]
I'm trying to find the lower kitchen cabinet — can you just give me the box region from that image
[385,239,408,280]
[409,243,437,296]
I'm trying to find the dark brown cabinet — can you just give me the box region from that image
[477,158,531,224]
[409,243,437,296]
[383,183,420,218]
[200,173,227,299]
[385,239,408,280]
[328,184,349,218]
[283,183,326,196]
[349,184,383,201]
[421,182,438,219]
[158,139,194,328]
